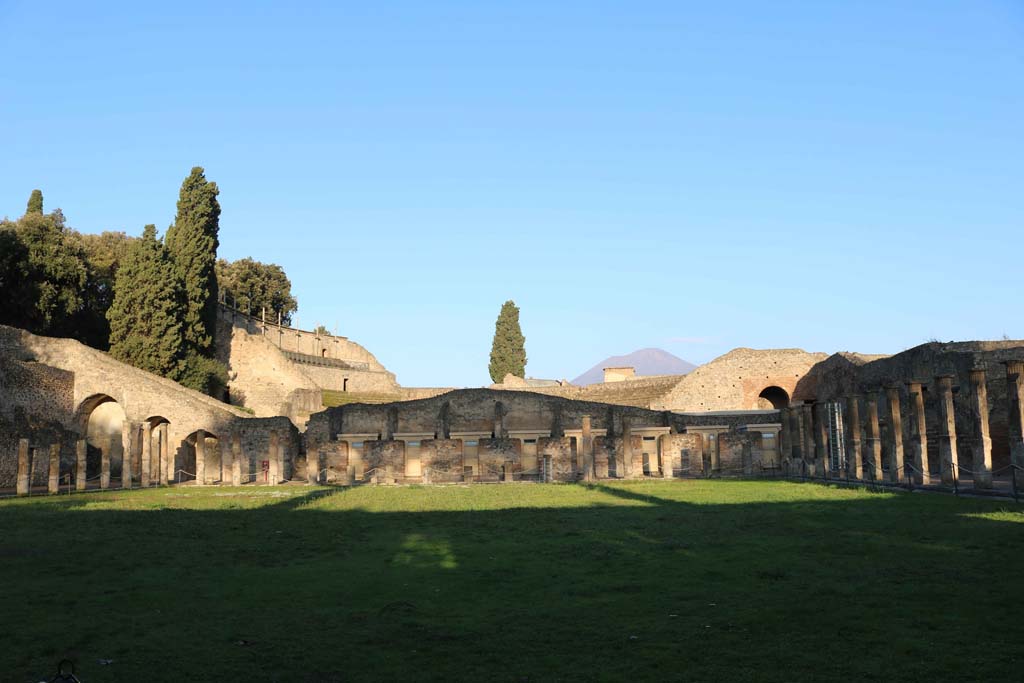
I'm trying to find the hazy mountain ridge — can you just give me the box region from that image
[571,348,697,385]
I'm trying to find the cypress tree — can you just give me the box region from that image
[26,189,43,214]
[107,225,183,377]
[488,300,527,383]
[164,166,221,356]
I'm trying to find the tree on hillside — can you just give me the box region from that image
[26,189,43,215]
[216,257,298,325]
[107,225,183,377]
[164,166,221,356]
[0,208,88,336]
[488,300,527,383]
[71,230,137,349]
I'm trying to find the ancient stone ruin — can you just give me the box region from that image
[3,310,1023,496]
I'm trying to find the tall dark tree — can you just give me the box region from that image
[488,300,527,383]
[215,257,298,325]
[164,166,221,356]
[107,225,183,377]
[26,189,43,214]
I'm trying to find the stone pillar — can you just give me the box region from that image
[885,386,905,484]
[814,403,829,478]
[935,375,959,486]
[121,423,133,489]
[17,438,30,496]
[905,381,931,485]
[140,421,152,488]
[865,394,883,481]
[48,443,60,494]
[162,425,173,484]
[787,408,802,475]
[352,444,364,481]
[220,438,231,484]
[267,431,279,484]
[503,461,514,482]
[307,444,319,485]
[195,430,206,485]
[660,434,673,479]
[621,418,632,478]
[231,433,243,486]
[968,369,993,489]
[780,408,794,473]
[581,416,594,482]
[76,439,87,491]
[1004,361,1024,477]
[801,404,815,476]
[101,436,112,489]
[845,396,863,479]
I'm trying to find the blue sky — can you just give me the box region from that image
[2,1,1022,387]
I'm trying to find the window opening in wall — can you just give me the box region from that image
[524,438,537,444]
[343,378,348,392]
[826,401,846,471]
[464,440,477,447]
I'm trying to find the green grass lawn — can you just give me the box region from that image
[1,481,1022,682]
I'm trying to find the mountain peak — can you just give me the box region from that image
[571,348,696,385]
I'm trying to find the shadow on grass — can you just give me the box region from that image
[0,481,1022,683]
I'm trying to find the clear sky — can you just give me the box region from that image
[2,1,1022,387]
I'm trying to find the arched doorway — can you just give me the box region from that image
[757,386,790,410]
[181,430,219,484]
[75,394,126,481]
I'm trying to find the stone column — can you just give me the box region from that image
[660,434,673,479]
[162,425,173,484]
[307,444,319,485]
[17,438,30,496]
[885,386,906,484]
[267,431,279,484]
[865,394,883,481]
[48,443,60,494]
[76,439,87,491]
[814,403,829,478]
[905,381,931,485]
[140,421,152,488]
[787,408,802,475]
[220,438,231,484]
[503,461,514,482]
[621,418,632,478]
[121,423,133,490]
[232,432,243,486]
[1004,361,1024,477]
[845,396,863,479]
[101,436,112,489]
[801,404,815,476]
[968,369,993,489]
[780,408,794,473]
[935,375,959,486]
[581,416,594,482]
[195,430,206,484]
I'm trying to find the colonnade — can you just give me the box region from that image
[780,363,1024,490]
[13,428,290,495]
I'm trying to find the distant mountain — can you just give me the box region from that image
[571,348,697,385]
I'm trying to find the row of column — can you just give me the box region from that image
[14,427,297,495]
[781,363,1024,490]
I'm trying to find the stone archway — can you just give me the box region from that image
[757,386,790,410]
[75,394,126,479]
[181,430,220,484]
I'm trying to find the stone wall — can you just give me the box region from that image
[0,324,300,490]
[215,305,400,425]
